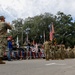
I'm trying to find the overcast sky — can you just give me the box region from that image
[0,0,75,23]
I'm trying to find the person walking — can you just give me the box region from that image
[0,16,12,64]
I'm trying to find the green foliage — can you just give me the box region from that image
[10,11,75,47]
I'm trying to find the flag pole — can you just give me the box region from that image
[43,31,45,42]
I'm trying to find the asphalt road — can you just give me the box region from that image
[0,59,75,75]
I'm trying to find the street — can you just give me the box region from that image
[0,59,75,75]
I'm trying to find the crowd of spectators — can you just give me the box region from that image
[3,39,45,61]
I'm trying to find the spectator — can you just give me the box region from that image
[12,40,17,51]
[7,36,13,61]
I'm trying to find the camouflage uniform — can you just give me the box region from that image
[69,48,74,58]
[73,46,75,58]
[55,45,65,60]
[66,47,71,58]
[43,40,51,60]
[51,45,56,60]
[0,17,12,64]
[54,45,59,59]
[49,45,52,59]
[60,45,65,59]
[57,45,61,59]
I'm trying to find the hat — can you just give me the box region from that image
[0,16,5,20]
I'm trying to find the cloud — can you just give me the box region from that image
[0,0,75,22]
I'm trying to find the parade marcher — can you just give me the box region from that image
[0,16,12,64]
[43,39,51,60]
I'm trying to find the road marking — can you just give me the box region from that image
[46,63,66,66]
[46,63,56,65]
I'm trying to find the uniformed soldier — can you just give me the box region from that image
[49,45,52,59]
[0,16,12,64]
[60,45,65,59]
[51,45,56,60]
[43,39,51,61]
[56,45,60,59]
[73,46,75,58]
[69,47,74,58]
[66,46,71,58]
[54,45,59,59]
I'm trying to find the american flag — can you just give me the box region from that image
[49,23,55,41]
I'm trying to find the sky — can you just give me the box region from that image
[0,0,75,23]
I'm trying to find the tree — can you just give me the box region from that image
[10,11,75,47]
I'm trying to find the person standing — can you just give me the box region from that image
[43,39,51,61]
[0,16,12,64]
[7,36,13,61]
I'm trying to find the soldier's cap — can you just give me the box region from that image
[0,16,5,20]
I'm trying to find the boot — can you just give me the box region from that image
[0,57,6,64]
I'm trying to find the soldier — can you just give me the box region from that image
[0,16,12,64]
[66,46,71,58]
[49,45,52,59]
[54,45,59,59]
[43,39,51,61]
[69,47,74,58]
[73,46,75,58]
[51,45,55,60]
[60,45,65,59]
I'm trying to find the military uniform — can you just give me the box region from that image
[69,47,74,58]
[0,17,12,64]
[60,45,65,59]
[73,46,75,58]
[43,40,51,60]
[66,47,71,58]
[50,45,55,60]
[54,45,59,59]
[49,45,52,59]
